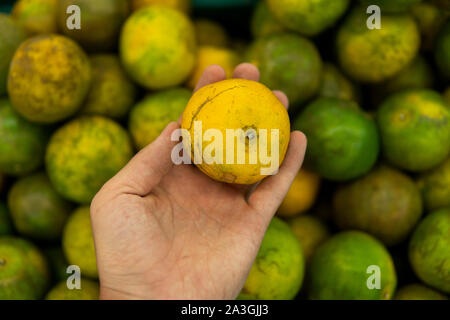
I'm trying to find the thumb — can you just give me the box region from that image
[107,122,181,196]
[247,131,307,223]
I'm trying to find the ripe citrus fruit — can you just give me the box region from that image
[0,98,49,176]
[131,0,191,14]
[318,63,360,103]
[435,21,450,79]
[81,54,137,120]
[333,166,423,246]
[194,19,229,47]
[8,172,72,240]
[0,237,50,299]
[181,79,291,185]
[62,206,98,279]
[376,89,450,172]
[288,215,330,263]
[0,240,36,299]
[246,33,322,106]
[410,1,447,51]
[445,87,450,105]
[266,0,350,36]
[394,284,447,300]
[294,97,379,181]
[120,6,197,90]
[12,0,58,35]
[129,88,191,150]
[8,34,92,124]
[417,157,450,211]
[57,0,129,51]
[308,231,397,300]
[359,0,422,13]
[251,1,285,38]
[46,278,99,300]
[239,218,304,300]
[409,208,450,294]
[0,13,26,96]
[337,7,420,83]
[46,116,134,204]
[375,56,433,98]
[277,169,321,218]
[187,46,240,89]
[0,201,13,236]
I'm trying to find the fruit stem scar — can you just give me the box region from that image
[0,259,5,266]
[188,85,245,130]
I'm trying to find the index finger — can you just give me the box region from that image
[232,63,260,81]
[194,64,227,92]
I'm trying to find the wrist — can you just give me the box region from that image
[99,285,149,300]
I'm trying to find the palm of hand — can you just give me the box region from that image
[93,160,268,300]
[91,64,306,300]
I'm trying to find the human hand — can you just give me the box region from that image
[90,63,307,300]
